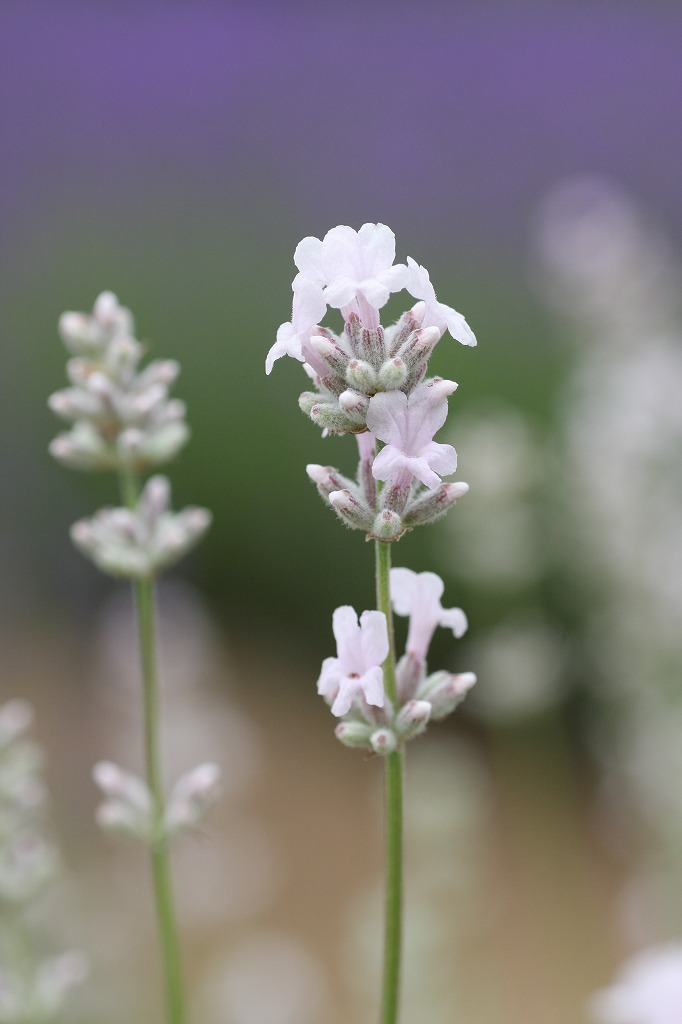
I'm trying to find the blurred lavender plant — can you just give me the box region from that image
[268,223,476,1024]
[0,699,86,1023]
[48,293,214,1024]
[533,178,682,1017]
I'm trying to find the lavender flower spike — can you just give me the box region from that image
[367,379,458,489]
[317,606,388,717]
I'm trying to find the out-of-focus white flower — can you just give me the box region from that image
[165,762,221,837]
[367,380,458,489]
[92,761,153,840]
[58,291,134,356]
[390,568,468,661]
[405,257,477,347]
[317,606,388,716]
[70,475,211,578]
[590,944,682,1024]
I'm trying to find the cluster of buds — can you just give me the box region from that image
[49,291,189,473]
[71,475,211,579]
[93,760,221,843]
[317,570,476,753]
[49,294,211,580]
[0,700,55,902]
[0,701,87,1022]
[267,224,475,542]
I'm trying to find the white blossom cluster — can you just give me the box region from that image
[49,293,211,580]
[269,223,475,543]
[71,475,211,579]
[0,701,86,1022]
[49,291,189,473]
[319,570,475,754]
[93,759,221,843]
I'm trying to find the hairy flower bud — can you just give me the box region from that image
[378,357,408,390]
[417,671,477,720]
[395,700,432,739]
[328,489,374,531]
[165,763,221,837]
[370,728,398,755]
[335,721,374,749]
[370,509,406,543]
[403,481,469,527]
[346,359,377,393]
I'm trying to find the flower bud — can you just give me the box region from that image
[418,671,477,720]
[370,728,398,755]
[309,334,349,376]
[306,464,355,499]
[329,490,374,531]
[165,762,221,836]
[338,389,369,416]
[370,509,406,542]
[335,721,374,749]
[50,423,117,471]
[385,308,423,357]
[92,761,153,840]
[308,401,364,434]
[395,700,432,739]
[359,325,385,366]
[378,357,407,390]
[345,359,377,393]
[403,482,469,527]
[395,652,425,703]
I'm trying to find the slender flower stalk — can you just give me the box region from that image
[119,465,186,1024]
[135,573,186,1024]
[49,293,215,1024]
[375,537,403,1024]
[270,224,477,1023]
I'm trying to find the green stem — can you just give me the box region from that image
[120,468,187,1024]
[375,539,404,1024]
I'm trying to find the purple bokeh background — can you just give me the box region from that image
[2,2,681,255]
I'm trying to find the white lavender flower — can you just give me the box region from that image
[70,475,211,578]
[0,701,86,1020]
[49,292,189,472]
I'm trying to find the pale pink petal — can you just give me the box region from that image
[423,440,458,477]
[371,445,409,482]
[405,381,456,451]
[404,455,442,490]
[358,277,391,310]
[292,275,327,327]
[358,610,389,667]
[439,607,468,638]
[366,391,408,447]
[357,222,396,274]
[317,657,342,699]
[443,305,477,347]
[359,666,385,708]
[324,276,358,309]
[389,567,420,617]
[331,676,361,717]
[294,237,327,284]
[265,323,300,374]
[332,605,360,667]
